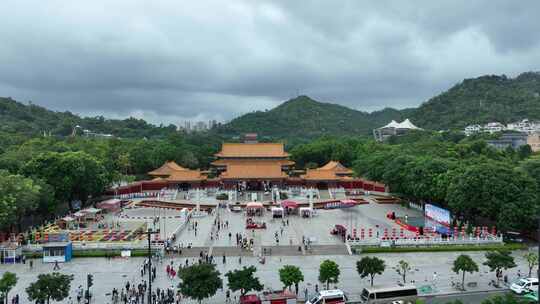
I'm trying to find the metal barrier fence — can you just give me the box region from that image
[347,235,503,247]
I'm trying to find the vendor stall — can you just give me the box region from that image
[281,200,299,215]
[56,216,76,230]
[42,241,73,263]
[81,207,102,222]
[246,202,264,216]
[96,199,121,213]
[0,242,22,264]
[271,207,284,218]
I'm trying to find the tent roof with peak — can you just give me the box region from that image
[377,119,421,130]
[397,118,420,130]
[381,120,400,129]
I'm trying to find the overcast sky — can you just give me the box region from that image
[1,1,539,125]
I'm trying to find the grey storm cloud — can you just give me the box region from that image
[1,0,539,125]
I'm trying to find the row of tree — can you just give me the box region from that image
[0,132,224,231]
[291,131,540,231]
[175,250,537,303]
[0,272,73,304]
[2,122,540,233]
[0,250,535,303]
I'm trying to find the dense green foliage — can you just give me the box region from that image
[0,97,179,139]
[0,171,41,230]
[350,131,539,231]
[225,266,264,296]
[356,256,386,287]
[411,72,540,130]
[319,259,340,290]
[452,254,479,290]
[217,95,410,141]
[178,263,222,304]
[26,273,74,304]
[483,250,517,283]
[481,294,530,304]
[0,272,18,304]
[278,265,304,291]
[0,133,222,230]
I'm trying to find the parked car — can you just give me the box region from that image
[510,278,539,294]
[504,231,524,243]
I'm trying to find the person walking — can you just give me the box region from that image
[225,290,231,303]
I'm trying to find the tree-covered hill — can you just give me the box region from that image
[216,95,411,140]
[410,72,540,130]
[2,71,540,142]
[0,97,178,139]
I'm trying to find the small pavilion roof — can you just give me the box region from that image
[319,161,353,173]
[301,161,353,181]
[148,161,188,177]
[167,170,206,182]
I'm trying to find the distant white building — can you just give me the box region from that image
[464,125,482,136]
[506,119,540,134]
[464,118,540,136]
[484,122,505,134]
[373,119,421,141]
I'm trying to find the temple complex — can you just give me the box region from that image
[111,139,386,194]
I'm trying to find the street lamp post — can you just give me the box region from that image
[147,228,160,304]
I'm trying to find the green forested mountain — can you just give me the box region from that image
[216,95,412,140]
[219,72,540,138]
[410,72,540,129]
[2,72,540,143]
[0,97,178,139]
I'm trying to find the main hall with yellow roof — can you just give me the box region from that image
[111,141,386,195]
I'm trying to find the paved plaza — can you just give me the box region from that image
[1,250,533,303]
[170,198,421,256]
[4,198,511,303]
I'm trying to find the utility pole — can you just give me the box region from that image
[147,228,160,304]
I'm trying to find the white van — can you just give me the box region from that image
[511,278,539,294]
[306,289,347,304]
[360,285,418,303]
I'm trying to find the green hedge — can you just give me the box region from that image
[354,243,526,254]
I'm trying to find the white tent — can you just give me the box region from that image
[381,120,400,129]
[397,119,420,130]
